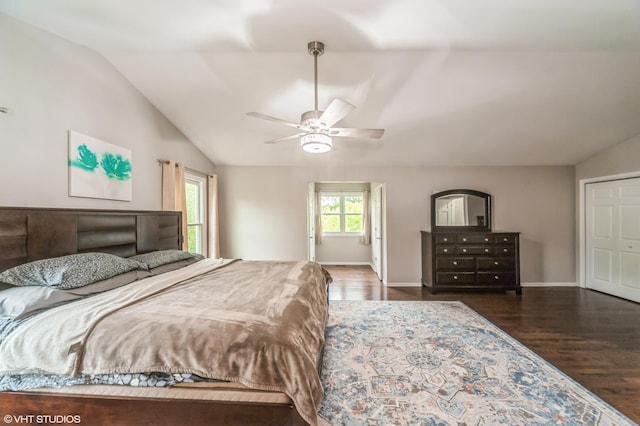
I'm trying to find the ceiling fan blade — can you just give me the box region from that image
[318,98,356,128]
[329,128,385,139]
[247,112,302,129]
[264,133,304,144]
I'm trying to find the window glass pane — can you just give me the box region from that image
[344,195,363,214]
[187,225,198,253]
[321,196,340,214]
[345,214,363,232]
[321,215,340,232]
[185,181,199,223]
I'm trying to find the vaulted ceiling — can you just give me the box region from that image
[3,0,640,166]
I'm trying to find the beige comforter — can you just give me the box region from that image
[0,259,329,425]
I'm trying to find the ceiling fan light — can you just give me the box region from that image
[300,133,332,153]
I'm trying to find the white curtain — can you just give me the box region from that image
[161,160,188,251]
[361,188,371,245]
[207,174,220,258]
[315,190,323,245]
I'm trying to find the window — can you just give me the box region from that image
[320,192,364,234]
[185,172,207,255]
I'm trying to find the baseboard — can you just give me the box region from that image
[521,282,578,287]
[386,282,422,288]
[318,261,373,267]
[383,282,579,288]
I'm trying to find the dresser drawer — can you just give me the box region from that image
[457,234,493,244]
[436,272,475,285]
[434,234,456,244]
[436,246,456,255]
[457,246,493,255]
[494,234,516,245]
[495,246,516,256]
[477,272,516,285]
[436,258,475,271]
[477,257,515,271]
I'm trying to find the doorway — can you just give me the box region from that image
[308,181,387,285]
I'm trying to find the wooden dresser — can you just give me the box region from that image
[421,230,521,294]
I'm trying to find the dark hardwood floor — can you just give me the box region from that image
[324,265,640,424]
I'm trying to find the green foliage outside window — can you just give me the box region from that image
[187,226,198,253]
[321,215,340,232]
[345,214,363,232]
[185,182,198,223]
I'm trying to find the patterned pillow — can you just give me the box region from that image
[130,250,203,270]
[0,253,146,290]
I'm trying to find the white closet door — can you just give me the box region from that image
[586,177,640,302]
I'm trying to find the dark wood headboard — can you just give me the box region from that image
[0,207,182,272]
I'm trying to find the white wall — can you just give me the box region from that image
[0,15,214,210]
[575,135,640,181]
[216,165,576,285]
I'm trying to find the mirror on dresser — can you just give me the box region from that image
[431,189,491,231]
[422,189,521,295]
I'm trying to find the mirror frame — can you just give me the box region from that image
[431,189,492,232]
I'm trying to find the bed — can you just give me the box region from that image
[0,207,330,426]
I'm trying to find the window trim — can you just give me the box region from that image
[320,191,364,236]
[184,171,207,255]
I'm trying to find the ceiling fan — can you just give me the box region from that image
[247,41,384,153]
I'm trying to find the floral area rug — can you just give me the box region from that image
[319,301,633,426]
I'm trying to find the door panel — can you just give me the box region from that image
[621,205,640,240]
[621,252,640,289]
[593,206,613,238]
[592,248,612,283]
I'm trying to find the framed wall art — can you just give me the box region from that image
[68,131,132,201]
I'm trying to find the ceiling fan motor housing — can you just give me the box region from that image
[301,110,327,130]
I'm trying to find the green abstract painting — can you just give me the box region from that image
[68,131,133,201]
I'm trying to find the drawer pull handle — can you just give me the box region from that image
[494,275,499,280]
[443,238,448,242]
[503,238,508,242]
[453,261,458,265]
[443,249,448,253]
[484,238,489,242]
[453,275,458,280]
[463,238,467,242]
[494,261,499,265]
[503,249,508,252]
[484,249,489,252]
[462,249,467,253]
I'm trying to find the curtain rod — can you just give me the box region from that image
[318,189,369,193]
[157,159,214,178]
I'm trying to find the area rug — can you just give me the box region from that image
[319,301,634,426]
